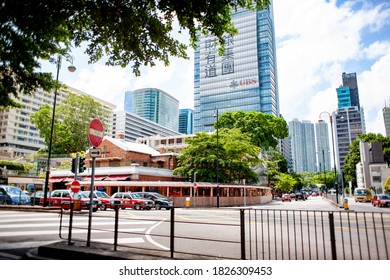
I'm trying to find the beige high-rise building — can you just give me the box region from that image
[0,86,115,158]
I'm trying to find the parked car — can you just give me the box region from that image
[289,193,296,199]
[30,190,49,205]
[294,191,306,201]
[39,189,99,211]
[311,192,318,197]
[281,193,291,202]
[0,185,31,205]
[135,192,174,210]
[82,191,122,211]
[371,194,390,208]
[111,192,154,210]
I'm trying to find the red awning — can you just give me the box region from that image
[49,177,70,183]
[82,176,107,181]
[104,175,129,181]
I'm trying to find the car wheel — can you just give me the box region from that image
[134,204,141,210]
[100,204,107,211]
[155,204,161,210]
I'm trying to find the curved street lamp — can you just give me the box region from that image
[319,111,339,204]
[43,54,76,206]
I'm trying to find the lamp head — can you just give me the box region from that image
[67,65,76,72]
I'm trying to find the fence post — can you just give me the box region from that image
[240,209,246,260]
[68,202,74,245]
[329,212,337,260]
[114,205,119,251]
[170,207,175,259]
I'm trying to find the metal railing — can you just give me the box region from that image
[59,206,390,260]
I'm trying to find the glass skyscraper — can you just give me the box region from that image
[124,88,179,132]
[335,72,365,171]
[178,108,194,134]
[193,2,279,132]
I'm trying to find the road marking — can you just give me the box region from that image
[92,238,145,244]
[0,228,146,237]
[0,220,155,229]
[145,218,169,250]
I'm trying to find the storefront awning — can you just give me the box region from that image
[81,176,107,181]
[49,177,72,183]
[104,175,129,181]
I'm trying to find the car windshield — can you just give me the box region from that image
[3,186,23,196]
[95,191,110,198]
[153,193,166,199]
[82,191,96,198]
[355,189,367,195]
[130,193,141,199]
[78,192,89,198]
[380,195,390,199]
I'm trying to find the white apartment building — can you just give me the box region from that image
[0,86,115,158]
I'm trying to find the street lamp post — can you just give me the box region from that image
[319,111,339,204]
[43,54,76,206]
[213,108,220,208]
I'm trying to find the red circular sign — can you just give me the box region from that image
[70,180,80,193]
[88,119,104,147]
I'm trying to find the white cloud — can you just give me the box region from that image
[274,0,390,135]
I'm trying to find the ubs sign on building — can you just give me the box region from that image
[194,3,279,132]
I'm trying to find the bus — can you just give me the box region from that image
[353,187,372,202]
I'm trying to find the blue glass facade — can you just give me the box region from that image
[194,2,279,132]
[126,88,179,132]
[178,108,194,134]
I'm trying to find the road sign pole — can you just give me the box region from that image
[86,155,96,247]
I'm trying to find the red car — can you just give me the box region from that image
[371,194,390,207]
[40,189,99,211]
[82,191,122,211]
[282,194,291,202]
[111,192,154,210]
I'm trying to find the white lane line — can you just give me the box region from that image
[145,218,169,251]
[92,238,145,244]
[0,220,155,229]
[0,228,145,237]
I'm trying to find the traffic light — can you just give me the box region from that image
[71,158,77,173]
[79,157,86,173]
[189,173,194,183]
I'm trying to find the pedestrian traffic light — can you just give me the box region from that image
[79,157,86,173]
[71,158,77,173]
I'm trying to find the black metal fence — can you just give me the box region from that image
[59,206,390,260]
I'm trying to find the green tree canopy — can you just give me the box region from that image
[274,173,296,194]
[174,128,261,184]
[30,92,107,154]
[216,111,288,150]
[0,0,270,108]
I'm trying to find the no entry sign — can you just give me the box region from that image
[88,119,104,147]
[70,180,80,193]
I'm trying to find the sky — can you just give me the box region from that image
[41,0,390,136]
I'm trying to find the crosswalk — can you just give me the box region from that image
[0,210,167,250]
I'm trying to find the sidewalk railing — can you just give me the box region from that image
[59,205,390,260]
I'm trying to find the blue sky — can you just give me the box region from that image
[41,0,390,135]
